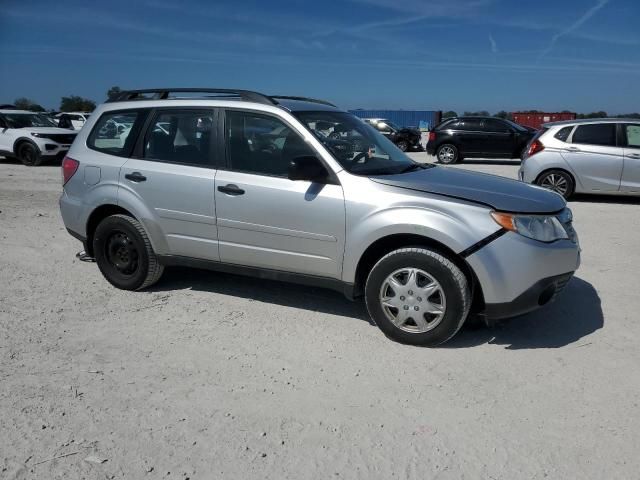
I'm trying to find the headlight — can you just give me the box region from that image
[491,211,569,242]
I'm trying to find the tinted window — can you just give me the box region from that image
[572,123,616,147]
[144,110,213,167]
[625,124,640,148]
[88,110,142,156]
[483,119,511,133]
[554,126,573,142]
[458,119,482,131]
[226,110,316,177]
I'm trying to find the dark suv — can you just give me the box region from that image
[363,118,422,151]
[427,117,535,164]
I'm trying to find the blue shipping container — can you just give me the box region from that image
[349,110,442,131]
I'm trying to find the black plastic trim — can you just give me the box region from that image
[107,88,276,105]
[157,255,356,300]
[459,229,507,258]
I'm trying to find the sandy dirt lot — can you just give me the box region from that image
[1,154,639,479]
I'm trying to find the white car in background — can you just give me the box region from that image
[56,112,91,130]
[0,109,77,166]
[519,118,640,198]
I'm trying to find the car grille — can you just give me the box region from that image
[45,134,77,144]
[551,274,573,302]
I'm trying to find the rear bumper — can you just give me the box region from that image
[484,272,574,320]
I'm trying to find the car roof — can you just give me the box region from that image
[543,117,640,127]
[276,99,341,112]
[0,109,36,114]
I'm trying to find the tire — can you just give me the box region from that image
[93,214,164,290]
[436,144,459,164]
[397,139,409,152]
[536,169,575,199]
[365,248,471,346]
[17,142,42,166]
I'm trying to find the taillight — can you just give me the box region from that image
[527,139,544,157]
[62,156,79,186]
[428,131,436,142]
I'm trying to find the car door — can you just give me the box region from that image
[119,108,219,260]
[214,109,346,278]
[482,119,515,156]
[622,123,640,193]
[561,122,623,192]
[0,115,12,153]
[455,118,485,155]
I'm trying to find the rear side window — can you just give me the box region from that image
[144,110,214,167]
[625,124,640,148]
[483,119,511,133]
[554,126,573,142]
[572,123,616,147]
[88,110,144,156]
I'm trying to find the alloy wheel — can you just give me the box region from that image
[540,173,569,196]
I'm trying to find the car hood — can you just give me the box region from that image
[370,166,566,213]
[26,127,77,135]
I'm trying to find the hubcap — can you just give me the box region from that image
[105,231,139,276]
[540,173,568,195]
[438,146,455,163]
[379,268,446,333]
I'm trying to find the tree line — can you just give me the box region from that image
[9,88,640,120]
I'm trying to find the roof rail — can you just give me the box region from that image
[107,88,277,105]
[270,96,336,107]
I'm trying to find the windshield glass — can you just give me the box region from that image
[3,113,57,128]
[385,120,401,130]
[295,111,430,176]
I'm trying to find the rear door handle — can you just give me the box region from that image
[217,184,245,196]
[565,146,580,152]
[124,172,146,182]
[627,153,640,159]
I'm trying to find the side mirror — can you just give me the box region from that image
[288,155,329,183]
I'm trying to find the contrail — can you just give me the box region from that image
[489,34,498,53]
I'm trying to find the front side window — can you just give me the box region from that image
[144,110,213,167]
[295,111,426,176]
[572,123,616,147]
[483,119,511,133]
[88,110,142,156]
[458,119,482,131]
[625,124,640,148]
[226,110,317,177]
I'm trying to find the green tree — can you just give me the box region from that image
[442,110,458,118]
[107,86,122,100]
[60,96,96,112]
[14,97,45,111]
[463,110,490,117]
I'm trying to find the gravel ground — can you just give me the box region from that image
[1,154,639,479]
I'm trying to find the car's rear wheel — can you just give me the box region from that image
[365,248,471,346]
[397,139,409,152]
[93,214,164,290]
[536,169,575,199]
[17,142,42,166]
[436,144,459,164]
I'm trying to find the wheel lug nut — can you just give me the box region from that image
[403,305,409,310]
[414,306,420,311]
[399,296,405,301]
[408,290,414,295]
[417,297,422,302]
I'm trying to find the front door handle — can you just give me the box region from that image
[627,153,640,159]
[125,172,146,182]
[217,184,245,196]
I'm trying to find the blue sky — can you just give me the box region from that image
[1,0,639,113]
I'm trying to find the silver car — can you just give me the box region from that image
[519,118,640,198]
[60,88,580,346]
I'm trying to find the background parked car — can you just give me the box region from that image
[363,118,422,151]
[56,112,91,130]
[427,116,535,163]
[519,118,640,198]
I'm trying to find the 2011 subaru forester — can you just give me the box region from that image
[59,89,580,346]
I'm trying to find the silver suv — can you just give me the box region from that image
[60,89,580,346]
[519,118,640,198]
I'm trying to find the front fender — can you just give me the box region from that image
[342,205,499,283]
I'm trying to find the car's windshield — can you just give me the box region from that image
[385,120,401,130]
[295,111,431,176]
[3,113,57,128]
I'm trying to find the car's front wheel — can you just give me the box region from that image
[365,248,471,346]
[397,139,409,152]
[436,144,459,164]
[93,214,164,290]
[17,142,42,166]
[536,169,575,199]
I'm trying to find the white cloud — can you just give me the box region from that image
[489,34,498,53]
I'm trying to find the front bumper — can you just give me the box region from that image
[465,231,580,319]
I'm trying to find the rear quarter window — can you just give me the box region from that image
[554,126,573,142]
[88,110,147,156]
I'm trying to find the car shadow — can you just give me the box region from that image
[570,193,640,205]
[0,156,62,167]
[446,277,603,349]
[460,159,521,166]
[151,269,602,349]
[150,267,373,324]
